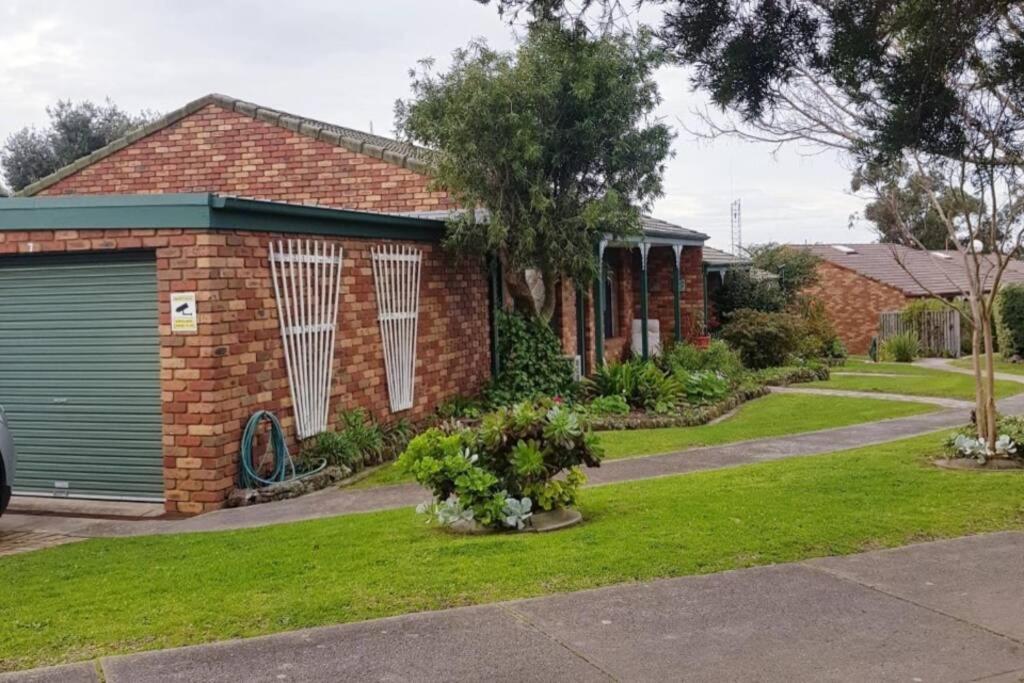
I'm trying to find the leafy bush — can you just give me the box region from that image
[659,340,745,381]
[583,358,684,413]
[436,394,485,420]
[996,284,1024,358]
[880,332,919,362]
[400,401,602,530]
[301,431,362,470]
[583,394,631,416]
[945,415,1024,464]
[486,311,576,406]
[719,308,802,369]
[750,364,830,386]
[747,243,821,299]
[711,268,787,319]
[300,409,412,471]
[793,299,846,362]
[681,370,730,404]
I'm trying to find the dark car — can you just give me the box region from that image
[0,406,15,515]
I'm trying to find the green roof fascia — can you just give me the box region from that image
[208,196,443,241]
[0,193,445,241]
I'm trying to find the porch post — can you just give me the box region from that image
[639,242,650,360]
[672,245,683,344]
[575,285,588,376]
[592,240,607,368]
[488,254,502,377]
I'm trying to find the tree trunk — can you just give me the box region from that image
[968,297,989,443]
[981,309,998,451]
[502,254,539,317]
[538,266,558,322]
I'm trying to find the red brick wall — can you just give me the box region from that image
[642,245,705,345]
[803,261,909,354]
[0,228,490,514]
[38,103,454,214]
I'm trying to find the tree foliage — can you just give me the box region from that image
[746,243,819,299]
[2,99,156,192]
[395,23,673,319]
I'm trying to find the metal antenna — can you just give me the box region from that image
[730,199,742,255]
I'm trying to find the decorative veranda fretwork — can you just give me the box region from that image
[269,239,344,439]
[371,244,423,412]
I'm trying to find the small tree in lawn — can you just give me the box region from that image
[395,22,673,320]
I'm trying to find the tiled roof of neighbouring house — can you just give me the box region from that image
[398,209,709,242]
[18,93,436,197]
[794,242,1024,296]
[702,246,751,267]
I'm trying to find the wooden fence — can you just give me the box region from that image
[879,309,962,358]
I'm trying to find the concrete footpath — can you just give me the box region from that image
[6,531,1023,682]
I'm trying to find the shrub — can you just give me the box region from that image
[711,267,786,320]
[659,340,745,380]
[436,394,485,420]
[793,299,846,362]
[868,336,879,362]
[680,370,730,404]
[880,332,919,362]
[996,284,1024,358]
[583,358,684,413]
[584,394,631,416]
[400,401,602,530]
[300,409,412,471]
[486,311,576,406]
[719,308,802,369]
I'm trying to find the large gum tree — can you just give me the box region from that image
[395,22,673,321]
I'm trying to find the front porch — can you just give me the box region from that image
[552,217,709,373]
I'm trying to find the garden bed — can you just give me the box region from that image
[588,365,827,431]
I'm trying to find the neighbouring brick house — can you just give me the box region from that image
[0,94,707,513]
[793,243,1024,354]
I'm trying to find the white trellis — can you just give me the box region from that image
[371,244,423,412]
[269,239,344,439]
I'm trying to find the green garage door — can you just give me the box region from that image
[0,252,163,500]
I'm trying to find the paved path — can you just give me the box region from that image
[6,531,1023,682]
[771,384,974,408]
[917,356,1024,383]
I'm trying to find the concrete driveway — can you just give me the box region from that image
[6,531,1023,683]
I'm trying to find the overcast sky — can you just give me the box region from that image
[0,0,876,250]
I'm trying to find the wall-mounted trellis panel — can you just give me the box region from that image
[269,240,344,439]
[372,244,423,412]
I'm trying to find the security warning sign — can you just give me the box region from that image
[171,292,198,333]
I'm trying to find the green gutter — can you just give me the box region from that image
[0,193,445,241]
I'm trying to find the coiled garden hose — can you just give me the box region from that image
[239,410,326,489]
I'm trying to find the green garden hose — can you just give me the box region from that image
[238,411,326,489]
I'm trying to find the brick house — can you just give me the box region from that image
[0,94,707,512]
[793,243,1024,354]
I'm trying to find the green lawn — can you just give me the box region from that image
[352,393,936,487]
[598,393,934,458]
[951,357,1024,376]
[806,367,1024,400]
[4,431,1023,672]
[840,358,940,375]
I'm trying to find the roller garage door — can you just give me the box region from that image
[0,252,163,500]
